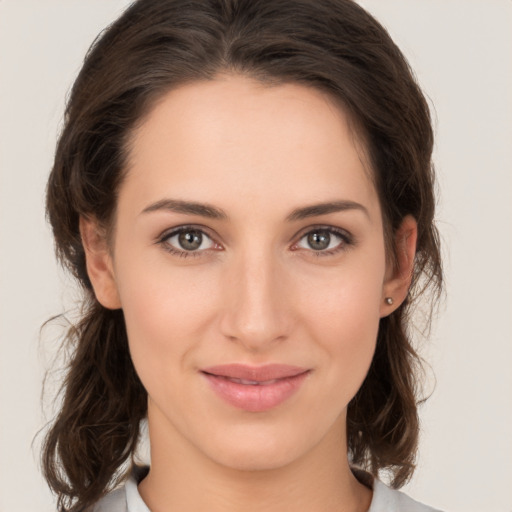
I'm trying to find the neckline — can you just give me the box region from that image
[125,465,387,512]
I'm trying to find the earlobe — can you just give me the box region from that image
[380,215,417,317]
[79,216,121,310]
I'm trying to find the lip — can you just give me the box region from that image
[201,364,310,412]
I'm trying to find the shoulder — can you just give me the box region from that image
[91,486,127,512]
[352,468,442,512]
[91,466,150,512]
[369,478,443,512]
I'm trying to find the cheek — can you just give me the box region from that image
[316,289,380,361]
[299,257,384,393]
[114,255,219,384]
[301,253,384,334]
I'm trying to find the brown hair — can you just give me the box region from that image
[43,0,442,510]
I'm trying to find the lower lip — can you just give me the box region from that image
[202,371,310,412]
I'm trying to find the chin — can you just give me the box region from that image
[197,420,327,473]
[208,443,301,473]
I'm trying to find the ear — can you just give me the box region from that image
[79,216,121,310]
[380,215,417,317]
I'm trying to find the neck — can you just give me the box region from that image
[138,405,372,512]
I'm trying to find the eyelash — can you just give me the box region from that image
[157,225,354,259]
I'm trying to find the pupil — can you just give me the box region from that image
[308,231,330,250]
[178,230,202,250]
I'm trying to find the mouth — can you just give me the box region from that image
[207,376,283,386]
[200,364,311,412]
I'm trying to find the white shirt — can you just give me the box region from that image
[93,467,442,512]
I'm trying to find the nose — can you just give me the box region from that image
[219,248,293,352]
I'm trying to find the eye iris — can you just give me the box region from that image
[307,230,330,250]
[178,230,202,250]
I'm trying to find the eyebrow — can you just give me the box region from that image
[286,200,369,221]
[141,199,228,219]
[140,198,369,221]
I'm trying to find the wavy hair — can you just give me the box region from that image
[42,0,443,510]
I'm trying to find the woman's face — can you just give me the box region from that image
[95,75,397,471]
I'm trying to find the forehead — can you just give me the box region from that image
[122,74,379,222]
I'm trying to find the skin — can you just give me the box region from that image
[81,74,417,512]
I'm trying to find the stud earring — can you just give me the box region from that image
[385,297,394,305]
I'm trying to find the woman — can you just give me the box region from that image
[42,0,443,511]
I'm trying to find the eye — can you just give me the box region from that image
[159,226,217,257]
[294,227,352,256]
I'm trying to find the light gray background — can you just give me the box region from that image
[1,1,511,511]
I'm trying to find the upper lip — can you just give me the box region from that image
[201,364,309,382]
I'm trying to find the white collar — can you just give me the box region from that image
[124,466,439,512]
